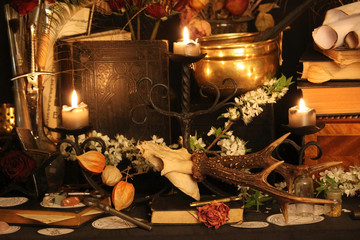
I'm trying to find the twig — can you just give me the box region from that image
[125,12,136,40]
[121,6,149,39]
[250,0,263,13]
[206,120,235,151]
[87,0,97,36]
[150,19,161,40]
[137,15,141,40]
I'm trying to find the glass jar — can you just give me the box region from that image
[294,173,314,217]
[325,187,342,217]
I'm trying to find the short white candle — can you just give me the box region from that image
[288,99,316,128]
[62,90,89,129]
[173,27,200,56]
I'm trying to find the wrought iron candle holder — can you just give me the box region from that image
[131,52,238,150]
[48,125,107,191]
[278,122,325,165]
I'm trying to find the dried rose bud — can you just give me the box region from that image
[10,0,38,15]
[146,3,169,19]
[106,0,128,11]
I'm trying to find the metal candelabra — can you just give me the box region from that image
[131,53,238,150]
[276,123,325,165]
[48,125,107,191]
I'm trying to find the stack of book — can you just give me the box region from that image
[298,46,360,116]
[299,46,360,169]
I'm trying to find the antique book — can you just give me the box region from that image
[150,193,244,224]
[315,46,360,66]
[297,80,360,115]
[55,39,171,141]
[60,29,132,42]
[300,47,360,83]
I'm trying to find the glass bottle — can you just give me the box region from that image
[325,185,342,217]
[294,173,314,217]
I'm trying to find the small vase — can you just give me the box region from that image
[294,173,314,217]
[325,187,342,217]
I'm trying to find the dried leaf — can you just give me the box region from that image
[255,12,275,32]
[258,3,279,13]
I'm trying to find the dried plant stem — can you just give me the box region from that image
[121,166,147,180]
[125,12,136,40]
[121,6,149,39]
[206,120,235,151]
[150,19,161,40]
[137,15,141,40]
[250,0,263,12]
[87,0,97,35]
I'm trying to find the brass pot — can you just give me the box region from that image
[194,32,282,97]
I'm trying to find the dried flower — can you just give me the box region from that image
[106,0,128,12]
[0,150,36,183]
[186,18,212,39]
[255,3,278,31]
[106,0,188,39]
[10,0,38,15]
[197,202,230,229]
[62,131,167,173]
[180,0,278,37]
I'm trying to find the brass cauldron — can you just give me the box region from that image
[194,32,282,97]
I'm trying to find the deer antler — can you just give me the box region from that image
[204,133,341,193]
[192,150,336,223]
[191,133,342,223]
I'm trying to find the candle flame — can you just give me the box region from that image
[71,90,78,108]
[298,98,307,112]
[183,27,190,43]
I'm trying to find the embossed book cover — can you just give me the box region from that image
[55,40,171,141]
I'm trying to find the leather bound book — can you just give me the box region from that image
[55,40,171,141]
[150,192,244,224]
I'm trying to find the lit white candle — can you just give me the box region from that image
[288,99,316,128]
[173,27,200,56]
[62,90,89,129]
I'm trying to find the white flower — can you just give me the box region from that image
[317,165,360,197]
[207,127,216,136]
[190,135,206,150]
[217,134,246,156]
[275,181,287,190]
[222,76,290,125]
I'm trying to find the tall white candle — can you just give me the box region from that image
[173,27,200,56]
[288,99,316,128]
[62,90,89,129]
